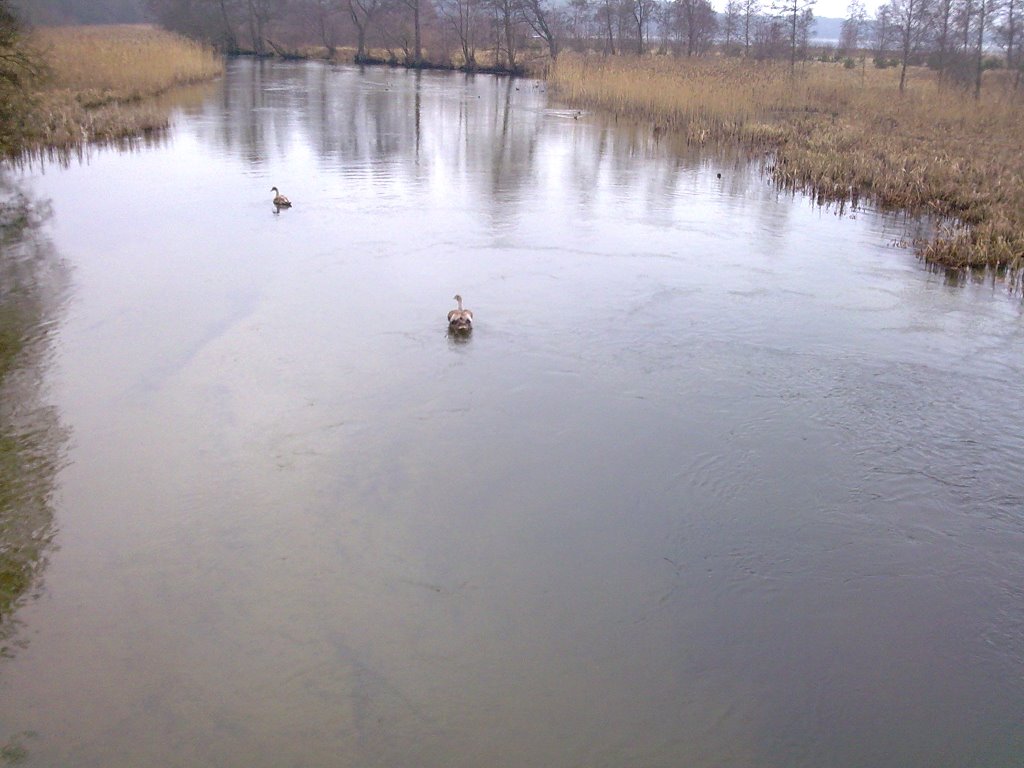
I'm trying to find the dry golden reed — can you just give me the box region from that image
[23,25,222,152]
[550,54,1024,271]
[32,24,222,101]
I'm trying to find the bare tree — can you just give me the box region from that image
[672,0,717,54]
[566,0,593,48]
[594,0,619,53]
[244,0,286,55]
[347,0,385,59]
[797,5,813,57]
[520,0,562,59]
[972,0,992,96]
[299,0,341,55]
[995,0,1021,80]
[368,0,405,60]
[840,0,867,52]
[207,0,242,50]
[722,0,741,47]
[394,0,423,63]
[872,4,896,60]
[887,0,933,92]
[773,0,815,67]
[148,0,235,45]
[629,0,658,53]
[485,0,521,69]
[932,0,956,80]
[753,12,787,57]
[655,0,672,51]
[956,0,973,49]
[437,0,478,66]
[741,0,760,54]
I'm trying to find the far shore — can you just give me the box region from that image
[11,24,1023,275]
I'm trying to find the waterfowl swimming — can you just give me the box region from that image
[447,294,473,333]
[271,186,292,207]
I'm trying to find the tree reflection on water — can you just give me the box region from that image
[0,174,67,655]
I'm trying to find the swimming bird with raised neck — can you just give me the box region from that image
[447,294,473,333]
[271,186,292,207]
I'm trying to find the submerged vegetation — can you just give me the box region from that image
[550,54,1024,271]
[0,180,65,649]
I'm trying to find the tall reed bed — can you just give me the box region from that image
[32,24,223,102]
[550,54,1024,271]
[21,25,223,154]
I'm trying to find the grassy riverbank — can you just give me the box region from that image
[19,25,222,154]
[550,54,1024,271]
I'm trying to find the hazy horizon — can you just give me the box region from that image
[710,0,882,23]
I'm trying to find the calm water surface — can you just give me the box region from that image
[1,60,1022,767]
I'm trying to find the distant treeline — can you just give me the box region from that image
[11,0,1022,93]
[143,0,830,71]
[143,0,1020,79]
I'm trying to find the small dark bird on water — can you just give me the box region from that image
[271,186,292,207]
[447,294,473,333]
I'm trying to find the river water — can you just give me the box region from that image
[1,59,1022,768]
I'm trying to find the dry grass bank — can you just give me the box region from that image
[23,25,223,153]
[550,54,1024,271]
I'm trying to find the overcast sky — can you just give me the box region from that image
[810,0,860,19]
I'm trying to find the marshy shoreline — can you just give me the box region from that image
[10,25,532,162]
[548,54,1024,275]
[16,25,223,157]
[9,23,1024,275]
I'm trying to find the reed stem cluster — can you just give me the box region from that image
[550,54,1024,271]
[23,25,223,153]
